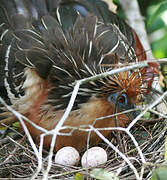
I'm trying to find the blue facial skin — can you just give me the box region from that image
[108,92,139,118]
[108,93,129,109]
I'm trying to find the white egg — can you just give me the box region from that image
[81,147,107,168]
[55,146,80,166]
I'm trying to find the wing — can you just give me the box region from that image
[0,0,144,106]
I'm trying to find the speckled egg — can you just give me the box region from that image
[81,147,107,168]
[55,146,80,166]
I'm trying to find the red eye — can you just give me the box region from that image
[118,94,128,105]
[119,96,125,103]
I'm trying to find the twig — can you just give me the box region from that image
[127,91,167,130]
[89,125,141,180]
[42,81,81,179]
[0,97,43,180]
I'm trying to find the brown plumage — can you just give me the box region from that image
[0,0,159,152]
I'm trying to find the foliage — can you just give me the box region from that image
[114,0,167,59]
[146,0,167,58]
[90,168,119,180]
[151,165,167,180]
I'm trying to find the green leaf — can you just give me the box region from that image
[90,168,119,180]
[152,33,167,58]
[153,1,167,18]
[161,63,167,77]
[143,112,151,119]
[148,1,167,24]
[151,166,167,180]
[75,173,84,180]
[13,122,20,128]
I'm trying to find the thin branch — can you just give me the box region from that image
[127,91,167,130]
[0,97,43,180]
[43,81,81,179]
[89,125,141,180]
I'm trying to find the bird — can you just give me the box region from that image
[0,0,159,152]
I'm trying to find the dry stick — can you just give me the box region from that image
[0,97,42,180]
[89,125,141,180]
[91,125,146,168]
[43,82,81,179]
[127,91,167,131]
[149,109,167,119]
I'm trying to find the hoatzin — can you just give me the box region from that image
[0,0,158,152]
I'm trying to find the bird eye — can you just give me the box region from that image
[119,96,125,103]
[108,93,128,107]
[118,94,128,105]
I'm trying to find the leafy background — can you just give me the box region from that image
[140,0,167,58]
[115,0,167,58]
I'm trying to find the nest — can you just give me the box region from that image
[0,65,167,180]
